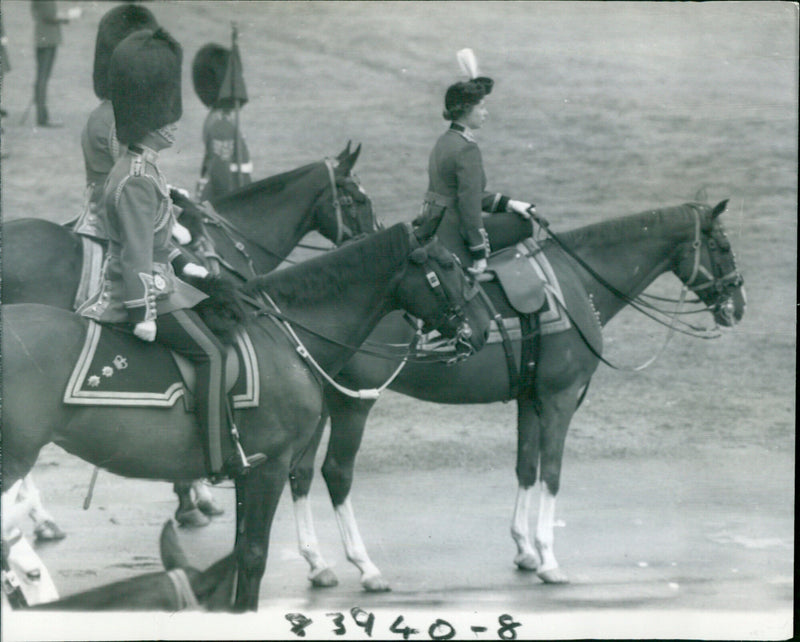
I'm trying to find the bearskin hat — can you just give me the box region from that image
[110,28,183,145]
[192,43,248,109]
[443,76,494,121]
[93,4,159,100]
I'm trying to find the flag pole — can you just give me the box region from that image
[231,22,242,189]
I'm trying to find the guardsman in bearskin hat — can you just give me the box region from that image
[420,49,535,275]
[77,28,265,478]
[73,3,159,239]
[192,42,252,201]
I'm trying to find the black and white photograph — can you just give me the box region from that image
[0,1,795,639]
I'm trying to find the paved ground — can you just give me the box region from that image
[2,443,793,640]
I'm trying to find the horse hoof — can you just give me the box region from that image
[514,553,539,572]
[362,574,391,593]
[175,508,210,528]
[537,567,569,584]
[196,498,225,517]
[310,568,339,588]
[34,520,67,541]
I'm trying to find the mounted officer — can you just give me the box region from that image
[77,27,264,478]
[420,49,535,275]
[192,42,252,201]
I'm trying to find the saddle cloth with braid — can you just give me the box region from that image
[63,321,259,410]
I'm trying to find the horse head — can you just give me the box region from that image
[674,199,746,327]
[397,222,491,357]
[312,142,382,244]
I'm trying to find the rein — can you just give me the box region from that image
[532,208,723,372]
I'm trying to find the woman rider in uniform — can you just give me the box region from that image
[421,49,535,276]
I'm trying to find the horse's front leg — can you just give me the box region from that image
[511,393,541,572]
[531,384,580,584]
[233,456,289,611]
[324,390,389,592]
[20,474,66,541]
[290,413,339,588]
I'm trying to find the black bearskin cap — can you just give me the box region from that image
[110,28,183,145]
[93,4,159,100]
[443,76,494,121]
[192,43,248,109]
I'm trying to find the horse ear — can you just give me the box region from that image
[338,143,361,176]
[711,199,729,219]
[336,141,352,163]
[414,207,445,243]
[694,187,709,203]
[159,520,190,571]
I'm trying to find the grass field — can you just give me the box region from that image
[1,0,796,470]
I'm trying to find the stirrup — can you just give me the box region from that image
[224,399,266,478]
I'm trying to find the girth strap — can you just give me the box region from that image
[478,288,520,400]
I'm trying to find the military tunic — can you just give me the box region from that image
[423,122,510,264]
[197,108,252,201]
[74,100,120,239]
[78,144,206,324]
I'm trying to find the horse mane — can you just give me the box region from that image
[186,275,248,345]
[556,202,710,249]
[210,161,319,210]
[243,223,410,306]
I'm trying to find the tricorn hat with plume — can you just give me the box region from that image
[443,48,494,121]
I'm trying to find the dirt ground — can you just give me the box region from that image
[1,1,796,640]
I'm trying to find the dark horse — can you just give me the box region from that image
[2,220,491,610]
[2,143,378,527]
[9,522,236,611]
[2,143,375,310]
[286,200,746,591]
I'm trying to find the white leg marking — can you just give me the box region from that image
[535,485,558,572]
[20,475,55,526]
[511,486,539,570]
[293,496,331,578]
[334,498,383,585]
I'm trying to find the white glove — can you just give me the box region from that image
[169,184,191,200]
[467,258,488,275]
[182,263,209,278]
[134,320,157,342]
[65,7,82,20]
[172,221,192,245]
[508,200,534,219]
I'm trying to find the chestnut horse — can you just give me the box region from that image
[287,200,746,591]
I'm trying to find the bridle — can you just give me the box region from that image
[678,209,744,316]
[406,228,480,358]
[316,158,380,246]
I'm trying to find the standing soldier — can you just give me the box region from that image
[419,49,534,275]
[77,27,265,478]
[30,0,80,128]
[192,42,252,201]
[73,3,159,240]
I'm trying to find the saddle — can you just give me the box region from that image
[63,321,259,410]
[486,245,546,314]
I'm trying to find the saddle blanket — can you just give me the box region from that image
[420,238,570,350]
[63,321,259,410]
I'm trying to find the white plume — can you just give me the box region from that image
[456,48,479,79]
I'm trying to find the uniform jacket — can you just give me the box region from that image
[31,1,62,48]
[424,122,510,263]
[198,108,252,201]
[78,144,206,324]
[74,100,120,239]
